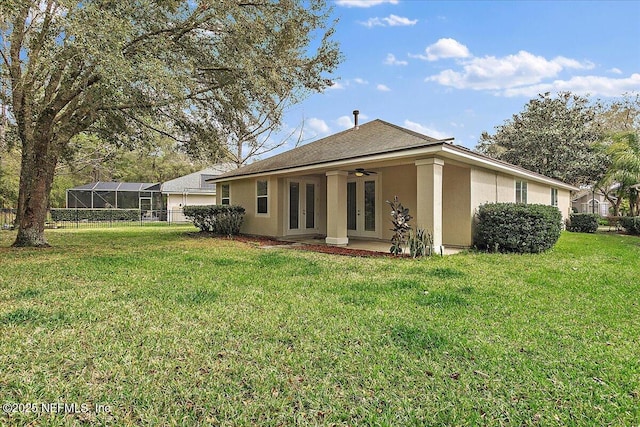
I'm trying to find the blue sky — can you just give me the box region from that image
[274,0,640,152]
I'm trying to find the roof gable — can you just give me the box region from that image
[161,164,235,193]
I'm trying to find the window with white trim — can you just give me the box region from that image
[257,180,268,214]
[551,188,558,207]
[515,180,528,204]
[220,184,230,205]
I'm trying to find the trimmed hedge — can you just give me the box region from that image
[566,213,599,233]
[474,203,562,253]
[620,216,640,235]
[50,208,140,222]
[183,205,245,235]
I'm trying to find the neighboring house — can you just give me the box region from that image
[571,188,612,216]
[161,164,235,222]
[66,182,164,217]
[211,118,578,249]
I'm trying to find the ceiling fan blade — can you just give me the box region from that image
[352,168,377,176]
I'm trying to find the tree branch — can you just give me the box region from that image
[121,111,191,145]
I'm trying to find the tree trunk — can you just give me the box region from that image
[13,134,58,247]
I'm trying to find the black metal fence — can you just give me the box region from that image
[1,209,15,230]
[0,209,193,230]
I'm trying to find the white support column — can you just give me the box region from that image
[325,170,349,245]
[416,158,444,249]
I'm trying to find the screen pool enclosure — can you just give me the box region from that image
[66,182,165,218]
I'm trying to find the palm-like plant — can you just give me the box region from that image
[605,132,640,216]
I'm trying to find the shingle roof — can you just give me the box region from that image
[214,119,449,179]
[161,164,235,193]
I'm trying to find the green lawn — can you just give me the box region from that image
[0,227,638,426]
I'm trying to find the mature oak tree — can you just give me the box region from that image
[477,92,606,187]
[1,0,340,246]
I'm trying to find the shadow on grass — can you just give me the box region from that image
[0,307,73,326]
[389,324,447,353]
[414,291,468,308]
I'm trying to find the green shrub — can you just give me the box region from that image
[183,205,245,235]
[50,209,140,222]
[566,213,599,233]
[474,203,562,253]
[620,216,640,235]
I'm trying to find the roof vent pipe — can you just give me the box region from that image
[353,110,359,130]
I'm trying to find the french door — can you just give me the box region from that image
[287,179,318,234]
[347,177,379,238]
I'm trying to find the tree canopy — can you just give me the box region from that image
[1,0,341,246]
[477,92,606,187]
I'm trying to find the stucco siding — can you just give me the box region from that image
[166,193,216,222]
[443,164,471,246]
[380,165,417,241]
[470,168,498,208]
[558,189,571,222]
[527,182,551,205]
[497,174,515,202]
[317,178,328,235]
[227,177,280,237]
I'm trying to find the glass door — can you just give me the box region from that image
[139,197,152,221]
[288,179,318,234]
[346,177,379,238]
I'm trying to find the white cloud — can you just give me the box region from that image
[426,50,596,91]
[360,17,384,28]
[336,113,369,129]
[424,38,470,61]
[353,77,369,84]
[501,73,640,98]
[408,52,428,60]
[403,120,450,140]
[306,118,330,135]
[360,14,417,28]
[337,115,354,129]
[337,0,398,7]
[553,57,595,70]
[384,53,408,66]
[377,84,391,92]
[325,81,345,90]
[384,14,417,26]
[609,67,623,75]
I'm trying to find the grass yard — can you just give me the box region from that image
[0,227,638,426]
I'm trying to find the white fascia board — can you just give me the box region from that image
[210,143,578,192]
[209,145,444,183]
[440,145,579,191]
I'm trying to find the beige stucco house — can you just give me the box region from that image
[571,188,612,216]
[161,165,234,222]
[211,119,577,248]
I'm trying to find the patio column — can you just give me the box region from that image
[416,158,444,249]
[325,170,349,245]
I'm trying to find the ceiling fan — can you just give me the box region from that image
[351,168,377,177]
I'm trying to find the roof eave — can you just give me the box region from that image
[208,142,449,183]
[209,141,577,191]
[440,145,579,191]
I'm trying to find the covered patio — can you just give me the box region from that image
[276,235,464,256]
